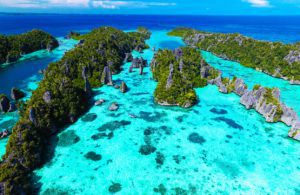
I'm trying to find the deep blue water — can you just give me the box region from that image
[1,14,300,43]
[1,14,300,95]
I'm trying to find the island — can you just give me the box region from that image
[0,27,149,194]
[0,29,59,65]
[168,28,300,84]
[151,47,219,108]
[151,46,300,141]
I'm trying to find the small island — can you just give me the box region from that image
[0,27,149,194]
[168,28,300,84]
[0,29,59,65]
[151,47,219,108]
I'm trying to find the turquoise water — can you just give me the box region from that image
[0,38,77,160]
[201,51,300,116]
[35,31,300,194]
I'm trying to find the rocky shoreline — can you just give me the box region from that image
[208,75,300,141]
[168,28,300,85]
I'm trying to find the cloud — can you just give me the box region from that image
[245,0,270,7]
[92,1,176,9]
[0,0,175,9]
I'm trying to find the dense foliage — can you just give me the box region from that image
[169,28,300,82]
[151,47,219,108]
[0,30,59,64]
[0,27,149,194]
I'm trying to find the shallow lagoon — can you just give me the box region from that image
[0,38,77,159]
[202,51,300,115]
[35,31,300,194]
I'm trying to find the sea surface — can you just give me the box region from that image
[0,14,300,194]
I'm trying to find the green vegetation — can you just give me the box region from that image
[261,88,283,122]
[0,27,149,194]
[167,27,196,37]
[253,84,261,91]
[0,30,59,64]
[151,47,219,108]
[169,28,300,82]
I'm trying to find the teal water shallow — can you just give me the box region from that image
[0,38,78,160]
[201,51,300,116]
[34,31,300,194]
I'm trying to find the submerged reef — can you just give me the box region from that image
[0,27,149,194]
[0,29,59,65]
[169,28,300,84]
[210,76,300,141]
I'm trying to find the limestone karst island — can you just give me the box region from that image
[0,0,300,194]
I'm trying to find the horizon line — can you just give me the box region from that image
[1,12,300,17]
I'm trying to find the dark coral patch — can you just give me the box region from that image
[210,108,228,115]
[173,187,188,195]
[98,120,131,132]
[81,113,97,122]
[84,151,102,161]
[144,128,153,136]
[109,182,122,193]
[153,184,167,194]
[43,188,72,195]
[155,152,165,167]
[226,135,233,139]
[176,115,184,123]
[91,132,114,140]
[139,111,166,122]
[160,126,171,135]
[57,130,80,147]
[213,117,243,130]
[188,133,206,145]
[139,145,157,155]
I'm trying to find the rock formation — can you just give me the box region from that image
[84,78,92,98]
[11,88,25,101]
[284,50,300,65]
[120,82,128,93]
[8,102,17,112]
[101,66,113,85]
[212,76,300,141]
[139,64,144,75]
[166,64,174,89]
[289,122,300,140]
[0,95,10,113]
[43,91,52,104]
[109,102,119,111]
[124,53,133,62]
[47,39,57,52]
[29,108,36,125]
[132,57,147,68]
[95,99,105,106]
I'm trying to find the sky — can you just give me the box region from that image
[0,0,299,15]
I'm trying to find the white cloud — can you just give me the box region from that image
[0,0,175,9]
[245,0,270,7]
[49,0,89,7]
[92,1,176,9]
